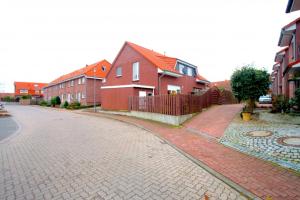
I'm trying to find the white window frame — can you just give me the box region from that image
[116,66,122,77]
[78,78,81,85]
[20,89,28,94]
[71,80,74,86]
[82,92,86,99]
[167,85,181,94]
[132,62,139,81]
[81,77,85,84]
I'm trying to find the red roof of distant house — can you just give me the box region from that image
[210,80,232,91]
[126,42,208,82]
[14,82,47,96]
[47,59,111,87]
[0,93,14,99]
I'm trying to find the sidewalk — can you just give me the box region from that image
[79,109,300,200]
[184,104,243,139]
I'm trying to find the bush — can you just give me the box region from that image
[50,97,56,107]
[50,96,61,107]
[294,88,300,109]
[21,95,32,100]
[39,100,48,106]
[63,101,69,108]
[2,96,14,102]
[272,95,290,113]
[55,96,61,105]
[67,101,81,109]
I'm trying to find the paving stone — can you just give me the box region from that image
[0,105,243,200]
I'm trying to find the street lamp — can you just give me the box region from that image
[94,67,96,112]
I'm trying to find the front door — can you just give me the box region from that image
[139,91,147,109]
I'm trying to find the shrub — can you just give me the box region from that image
[2,96,14,102]
[39,100,48,106]
[21,95,32,100]
[272,95,290,113]
[63,101,69,108]
[294,88,300,109]
[67,101,81,109]
[50,97,57,107]
[55,96,61,105]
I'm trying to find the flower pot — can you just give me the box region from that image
[242,112,251,121]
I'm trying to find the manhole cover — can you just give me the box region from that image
[246,130,273,137]
[277,137,300,147]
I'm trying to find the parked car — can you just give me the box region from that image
[259,95,272,104]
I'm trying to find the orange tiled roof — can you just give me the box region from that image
[47,59,111,86]
[126,42,208,81]
[210,80,232,91]
[14,82,47,96]
[127,42,178,73]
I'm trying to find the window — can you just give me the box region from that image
[102,78,106,83]
[71,94,74,100]
[81,77,85,84]
[70,80,74,86]
[82,92,86,99]
[77,92,81,102]
[116,66,122,77]
[102,66,106,72]
[132,62,139,81]
[20,89,28,94]
[167,85,181,94]
[78,78,81,85]
[176,63,197,77]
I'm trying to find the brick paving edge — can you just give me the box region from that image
[0,116,22,144]
[76,110,260,200]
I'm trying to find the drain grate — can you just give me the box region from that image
[277,137,300,147]
[246,130,273,137]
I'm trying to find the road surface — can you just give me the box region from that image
[0,105,245,200]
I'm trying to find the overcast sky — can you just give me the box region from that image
[0,0,299,92]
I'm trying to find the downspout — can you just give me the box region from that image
[158,71,165,95]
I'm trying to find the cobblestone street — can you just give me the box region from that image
[0,105,246,200]
[221,110,300,171]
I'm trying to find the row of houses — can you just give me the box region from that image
[11,42,211,110]
[271,0,300,98]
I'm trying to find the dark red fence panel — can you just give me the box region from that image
[128,87,237,116]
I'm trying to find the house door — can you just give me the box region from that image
[139,91,146,110]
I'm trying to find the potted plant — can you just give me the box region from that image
[231,65,270,121]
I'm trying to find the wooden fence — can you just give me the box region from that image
[129,87,238,116]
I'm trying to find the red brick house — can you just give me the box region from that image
[14,82,47,99]
[101,42,209,110]
[43,60,111,105]
[271,17,300,98]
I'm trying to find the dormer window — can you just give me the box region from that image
[176,62,196,77]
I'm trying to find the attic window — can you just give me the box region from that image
[102,66,106,72]
[116,67,122,77]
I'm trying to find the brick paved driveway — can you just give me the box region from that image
[184,104,243,139]
[0,105,246,200]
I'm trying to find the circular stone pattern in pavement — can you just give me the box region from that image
[277,136,300,147]
[246,130,273,137]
